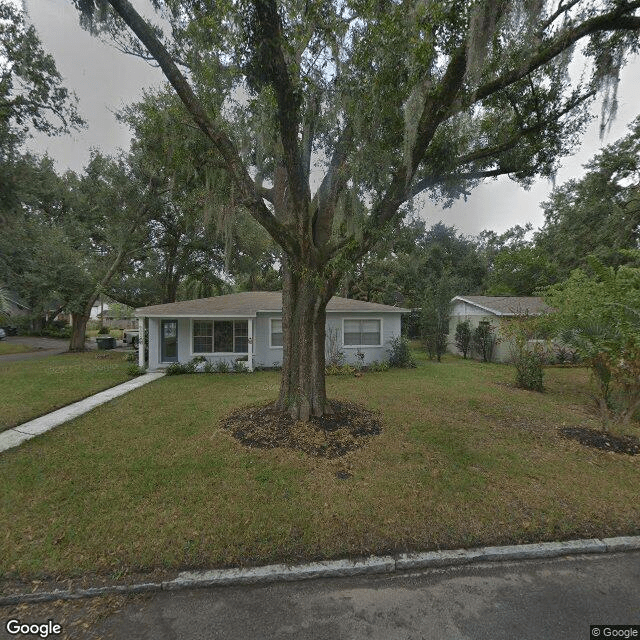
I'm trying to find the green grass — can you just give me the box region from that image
[0,342,34,355]
[0,352,133,432]
[1,354,638,580]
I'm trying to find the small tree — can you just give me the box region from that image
[420,276,452,362]
[473,320,498,363]
[546,258,640,434]
[501,315,548,392]
[454,321,472,359]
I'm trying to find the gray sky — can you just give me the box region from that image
[24,0,640,237]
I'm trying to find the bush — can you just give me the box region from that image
[215,360,230,373]
[126,364,146,377]
[473,320,498,362]
[387,336,416,368]
[97,326,111,335]
[165,362,189,375]
[514,350,544,392]
[454,321,472,358]
[326,363,356,376]
[124,352,137,362]
[368,360,390,372]
[232,359,248,373]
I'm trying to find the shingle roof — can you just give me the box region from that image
[136,291,409,316]
[452,295,552,316]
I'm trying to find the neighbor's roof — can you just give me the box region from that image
[451,295,552,316]
[136,291,410,317]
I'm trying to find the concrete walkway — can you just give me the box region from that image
[0,372,164,453]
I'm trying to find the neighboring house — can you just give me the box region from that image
[448,295,553,363]
[0,290,30,322]
[135,291,409,371]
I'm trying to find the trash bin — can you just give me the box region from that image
[96,336,116,350]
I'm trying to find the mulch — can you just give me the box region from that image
[220,400,382,458]
[559,426,640,456]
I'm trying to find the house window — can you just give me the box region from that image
[343,319,381,346]
[193,321,213,353]
[193,320,249,353]
[270,318,283,347]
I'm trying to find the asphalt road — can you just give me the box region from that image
[75,552,640,640]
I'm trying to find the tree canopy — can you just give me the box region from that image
[72,0,640,418]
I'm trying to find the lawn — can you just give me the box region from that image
[1,354,638,581]
[0,352,133,432]
[0,342,34,355]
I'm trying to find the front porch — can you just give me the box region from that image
[137,316,254,372]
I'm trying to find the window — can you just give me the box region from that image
[193,320,249,353]
[193,321,213,353]
[343,319,381,346]
[270,318,283,347]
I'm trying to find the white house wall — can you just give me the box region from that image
[448,303,513,363]
[144,312,403,370]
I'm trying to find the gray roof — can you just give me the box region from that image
[136,291,409,317]
[452,295,552,316]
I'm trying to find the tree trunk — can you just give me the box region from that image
[276,260,332,420]
[69,312,89,351]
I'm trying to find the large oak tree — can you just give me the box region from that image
[74,0,640,419]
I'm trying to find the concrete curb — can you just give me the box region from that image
[1,536,638,606]
[0,372,165,454]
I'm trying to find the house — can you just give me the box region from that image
[135,291,409,371]
[448,295,552,363]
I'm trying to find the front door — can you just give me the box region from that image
[161,320,178,363]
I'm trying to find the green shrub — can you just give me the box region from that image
[455,321,472,358]
[165,362,188,375]
[326,363,356,376]
[203,360,214,373]
[97,326,111,335]
[368,360,390,372]
[124,352,137,362]
[473,320,498,362]
[387,336,416,368]
[232,359,248,373]
[514,350,544,392]
[215,360,230,373]
[126,364,146,377]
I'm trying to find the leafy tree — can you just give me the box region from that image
[454,320,471,359]
[545,256,640,433]
[110,88,280,306]
[473,320,498,363]
[536,116,640,279]
[74,0,640,419]
[420,273,452,361]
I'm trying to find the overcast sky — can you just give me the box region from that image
[24,0,640,237]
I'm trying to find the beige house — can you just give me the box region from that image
[448,295,552,363]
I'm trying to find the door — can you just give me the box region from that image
[161,319,178,362]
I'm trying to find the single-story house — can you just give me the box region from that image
[448,295,553,363]
[135,291,409,371]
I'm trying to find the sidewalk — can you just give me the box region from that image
[0,372,164,453]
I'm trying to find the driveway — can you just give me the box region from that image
[0,336,99,362]
[34,551,639,640]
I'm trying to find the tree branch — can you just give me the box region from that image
[103,0,296,255]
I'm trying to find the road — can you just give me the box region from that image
[74,552,640,639]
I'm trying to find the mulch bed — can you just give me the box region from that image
[220,400,382,458]
[559,426,640,456]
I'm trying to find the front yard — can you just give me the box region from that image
[0,352,133,432]
[1,354,638,581]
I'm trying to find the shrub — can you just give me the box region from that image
[124,352,137,362]
[165,362,190,375]
[454,321,472,358]
[368,360,390,372]
[473,320,498,362]
[126,364,146,377]
[203,360,215,373]
[97,326,111,335]
[232,359,248,373]
[215,360,230,373]
[387,336,416,368]
[326,363,356,376]
[514,350,544,392]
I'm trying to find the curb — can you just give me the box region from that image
[1,536,639,606]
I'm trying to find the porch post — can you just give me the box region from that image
[138,316,145,368]
[247,317,253,372]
